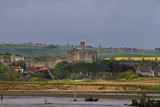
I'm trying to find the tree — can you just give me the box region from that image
[70,73,76,80]
[110,60,122,72]
[16,60,26,69]
[0,62,9,73]
[47,45,57,49]
[121,64,135,72]
[10,60,26,69]
[70,73,83,80]
[0,63,22,81]
[54,61,69,72]
[72,63,99,73]
[99,60,111,72]
[34,72,44,78]
[54,61,71,79]
[13,70,21,81]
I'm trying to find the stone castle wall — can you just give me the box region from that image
[0,51,64,68]
[0,56,4,64]
[25,57,34,67]
[25,57,64,68]
[67,42,97,63]
[15,56,25,62]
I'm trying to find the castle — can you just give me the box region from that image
[0,49,64,68]
[0,42,97,67]
[67,42,97,63]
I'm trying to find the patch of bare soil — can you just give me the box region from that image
[64,84,143,91]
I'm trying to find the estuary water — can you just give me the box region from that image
[0,96,131,107]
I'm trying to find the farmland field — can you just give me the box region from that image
[1,44,160,59]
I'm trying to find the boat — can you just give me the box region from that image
[73,98,77,101]
[85,97,99,101]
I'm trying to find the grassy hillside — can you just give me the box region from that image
[0,44,160,59]
[0,44,66,57]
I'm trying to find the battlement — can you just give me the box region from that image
[67,42,97,63]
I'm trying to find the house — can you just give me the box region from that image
[39,68,54,79]
[39,68,49,72]
[136,66,154,77]
[12,66,24,73]
[25,66,38,74]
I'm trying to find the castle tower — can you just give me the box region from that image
[80,41,85,51]
[12,49,15,57]
[80,41,85,62]
[67,41,97,63]
[11,49,15,62]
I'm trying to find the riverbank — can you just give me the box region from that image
[2,90,160,99]
[1,78,160,96]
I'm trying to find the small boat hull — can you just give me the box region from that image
[85,97,99,101]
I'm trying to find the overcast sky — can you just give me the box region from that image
[1,0,160,49]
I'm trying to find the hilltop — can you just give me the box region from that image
[0,43,160,59]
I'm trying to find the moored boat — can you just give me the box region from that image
[85,97,99,101]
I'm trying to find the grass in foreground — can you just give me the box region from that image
[0,78,160,93]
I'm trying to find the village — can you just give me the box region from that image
[0,41,159,82]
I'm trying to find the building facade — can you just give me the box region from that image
[67,42,97,63]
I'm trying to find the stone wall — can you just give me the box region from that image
[85,50,92,63]
[0,56,4,64]
[25,57,64,68]
[67,42,97,63]
[15,56,25,62]
[0,55,11,66]
[25,57,34,67]
[85,50,97,63]
[0,49,64,68]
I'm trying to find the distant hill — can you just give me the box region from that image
[0,44,160,59]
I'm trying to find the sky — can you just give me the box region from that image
[1,0,160,49]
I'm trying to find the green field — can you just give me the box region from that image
[0,44,160,59]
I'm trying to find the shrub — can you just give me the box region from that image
[82,78,94,82]
[115,70,139,80]
[98,86,105,90]
[33,72,44,78]
[129,75,138,80]
[29,77,41,82]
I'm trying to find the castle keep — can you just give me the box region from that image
[67,42,97,63]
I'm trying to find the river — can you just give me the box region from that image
[0,96,131,107]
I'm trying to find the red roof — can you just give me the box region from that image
[25,66,37,70]
[13,66,23,69]
[39,68,49,71]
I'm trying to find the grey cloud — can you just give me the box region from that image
[0,0,160,49]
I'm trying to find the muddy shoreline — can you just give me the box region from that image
[2,90,160,99]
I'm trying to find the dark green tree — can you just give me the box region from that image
[10,60,26,69]
[99,60,111,72]
[16,60,26,69]
[0,62,9,73]
[0,63,22,81]
[110,60,122,72]
[54,61,72,79]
